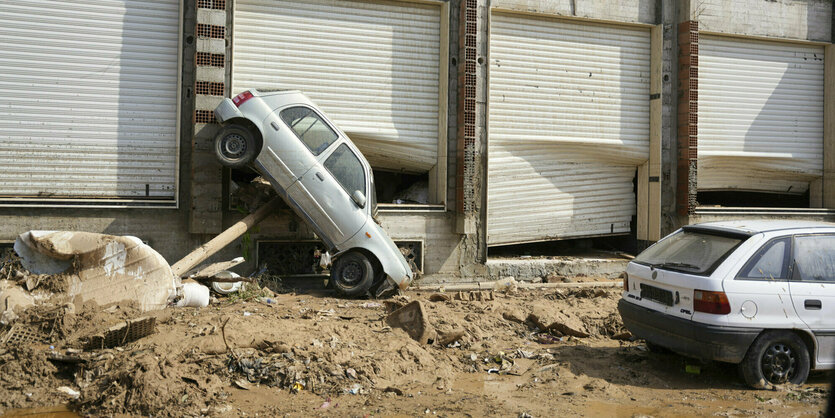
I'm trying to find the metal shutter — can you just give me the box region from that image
[699,36,824,194]
[0,0,180,202]
[232,0,441,173]
[487,12,650,246]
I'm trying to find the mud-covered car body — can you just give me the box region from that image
[213,90,412,296]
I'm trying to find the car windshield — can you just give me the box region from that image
[633,229,744,275]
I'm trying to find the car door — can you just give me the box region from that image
[255,106,326,189]
[295,143,369,249]
[788,234,835,366]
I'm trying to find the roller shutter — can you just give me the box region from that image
[0,0,180,202]
[232,0,442,174]
[487,12,650,245]
[698,36,824,194]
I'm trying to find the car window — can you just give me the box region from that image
[633,229,744,275]
[792,235,835,282]
[737,238,789,280]
[324,144,365,198]
[279,106,338,155]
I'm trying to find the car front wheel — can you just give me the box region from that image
[739,331,810,389]
[331,252,374,297]
[214,124,258,168]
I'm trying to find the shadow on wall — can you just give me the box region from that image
[697,37,824,197]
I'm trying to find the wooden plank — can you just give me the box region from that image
[637,162,648,241]
[648,24,663,241]
[824,44,835,208]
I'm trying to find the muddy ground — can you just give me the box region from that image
[0,284,830,417]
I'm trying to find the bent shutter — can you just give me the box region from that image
[232,0,441,174]
[487,12,650,245]
[698,36,824,194]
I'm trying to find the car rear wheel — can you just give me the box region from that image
[739,331,810,389]
[331,252,374,297]
[214,125,258,168]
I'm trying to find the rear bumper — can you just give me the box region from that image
[214,98,243,123]
[618,299,761,363]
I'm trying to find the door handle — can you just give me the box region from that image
[804,299,822,310]
[315,172,324,181]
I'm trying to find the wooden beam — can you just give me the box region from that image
[648,24,663,241]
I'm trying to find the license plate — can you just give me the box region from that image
[640,283,674,306]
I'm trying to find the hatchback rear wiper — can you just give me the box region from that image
[651,262,701,271]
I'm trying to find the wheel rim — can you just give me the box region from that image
[221,133,247,159]
[761,342,797,384]
[339,260,365,287]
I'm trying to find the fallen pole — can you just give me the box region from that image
[171,197,283,277]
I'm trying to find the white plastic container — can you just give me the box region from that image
[210,271,243,295]
[177,282,210,307]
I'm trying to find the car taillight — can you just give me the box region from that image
[693,289,731,314]
[232,91,254,107]
[620,272,628,291]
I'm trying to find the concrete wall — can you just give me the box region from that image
[490,0,657,24]
[690,0,832,42]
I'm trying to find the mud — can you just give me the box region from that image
[0,287,829,417]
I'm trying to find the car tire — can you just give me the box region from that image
[331,252,374,297]
[739,331,810,389]
[214,125,258,168]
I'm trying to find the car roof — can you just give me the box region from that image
[688,220,835,235]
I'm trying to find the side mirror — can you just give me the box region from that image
[351,190,366,208]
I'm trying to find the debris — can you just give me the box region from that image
[345,368,357,379]
[233,379,252,390]
[527,303,590,338]
[14,231,179,312]
[185,257,245,280]
[176,282,210,308]
[611,331,633,340]
[56,386,80,399]
[493,277,518,294]
[291,382,304,394]
[454,290,494,301]
[209,271,244,295]
[85,316,156,350]
[344,384,362,395]
[501,308,526,324]
[362,302,383,309]
[385,301,435,344]
[428,293,450,302]
[383,387,404,396]
[436,328,466,347]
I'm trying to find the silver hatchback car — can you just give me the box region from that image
[213,89,413,297]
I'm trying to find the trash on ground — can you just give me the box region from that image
[385,301,435,344]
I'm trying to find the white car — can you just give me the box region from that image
[213,90,413,297]
[618,220,835,388]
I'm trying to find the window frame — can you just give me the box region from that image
[735,237,791,281]
[279,105,339,156]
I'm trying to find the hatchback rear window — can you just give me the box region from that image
[634,229,744,275]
